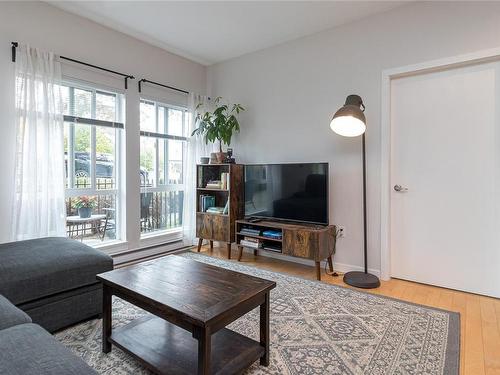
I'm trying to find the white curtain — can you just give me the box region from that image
[11,45,66,240]
[183,93,217,243]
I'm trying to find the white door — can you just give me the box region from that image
[390,61,500,298]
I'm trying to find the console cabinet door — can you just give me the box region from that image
[283,229,318,260]
[196,213,230,242]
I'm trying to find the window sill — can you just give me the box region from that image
[93,240,129,254]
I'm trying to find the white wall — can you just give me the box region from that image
[207,2,500,274]
[0,1,206,250]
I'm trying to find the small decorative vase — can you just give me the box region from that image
[200,157,210,164]
[78,207,92,218]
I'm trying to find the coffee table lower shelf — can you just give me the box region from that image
[109,315,265,375]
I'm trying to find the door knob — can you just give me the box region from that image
[394,184,408,192]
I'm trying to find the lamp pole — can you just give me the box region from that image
[362,133,368,274]
[330,95,380,289]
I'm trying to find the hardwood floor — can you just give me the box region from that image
[191,246,500,375]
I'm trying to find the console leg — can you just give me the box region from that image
[315,261,321,281]
[237,245,243,261]
[327,256,334,273]
[227,243,231,259]
[209,240,213,252]
[197,238,203,252]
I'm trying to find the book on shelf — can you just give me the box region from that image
[240,227,261,236]
[240,239,263,249]
[199,195,215,212]
[262,230,282,239]
[206,180,222,189]
[263,244,282,253]
[220,172,230,190]
[243,236,259,243]
[206,206,225,214]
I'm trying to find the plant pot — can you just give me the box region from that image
[215,152,227,164]
[78,207,92,218]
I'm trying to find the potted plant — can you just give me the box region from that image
[192,97,244,163]
[73,196,97,218]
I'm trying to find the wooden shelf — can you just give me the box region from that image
[236,232,283,243]
[197,163,233,166]
[197,211,228,217]
[110,315,264,375]
[197,188,229,192]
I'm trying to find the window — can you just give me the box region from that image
[140,99,187,236]
[63,83,124,245]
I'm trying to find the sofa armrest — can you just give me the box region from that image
[0,295,31,330]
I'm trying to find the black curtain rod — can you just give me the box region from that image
[11,42,135,89]
[138,78,189,95]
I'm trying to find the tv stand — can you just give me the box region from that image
[236,219,336,281]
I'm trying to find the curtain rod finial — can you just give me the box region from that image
[11,41,18,62]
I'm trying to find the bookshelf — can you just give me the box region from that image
[195,164,244,258]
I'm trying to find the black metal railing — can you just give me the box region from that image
[65,178,184,241]
[140,190,184,232]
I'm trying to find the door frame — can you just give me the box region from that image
[380,46,500,281]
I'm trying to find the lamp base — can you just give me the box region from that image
[343,271,380,289]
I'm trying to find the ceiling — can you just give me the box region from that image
[48,1,406,66]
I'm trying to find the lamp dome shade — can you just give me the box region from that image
[330,95,366,137]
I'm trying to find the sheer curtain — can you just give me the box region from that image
[183,93,216,244]
[11,45,66,240]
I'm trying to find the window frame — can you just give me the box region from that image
[139,98,187,239]
[63,80,125,244]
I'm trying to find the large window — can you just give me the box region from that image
[140,99,187,236]
[63,83,124,245]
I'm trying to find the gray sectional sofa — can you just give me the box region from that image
[0,237,114,374]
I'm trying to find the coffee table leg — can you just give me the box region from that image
[260,292,270,366]
[194,326,211,375]
[102,284,112,353]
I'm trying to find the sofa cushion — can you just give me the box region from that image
[0,295,31,330]
[0,237,113,305]
[0,323,97,375]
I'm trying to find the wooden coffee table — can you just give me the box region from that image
[97,255,276,375]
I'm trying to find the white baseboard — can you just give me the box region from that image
[238,247,381,278]
[112,241,381,279]
[111,241,188,265]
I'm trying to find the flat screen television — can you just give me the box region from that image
[244,162,329,225]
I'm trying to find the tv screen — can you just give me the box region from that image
[244,163,329,225]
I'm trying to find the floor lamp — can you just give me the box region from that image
[330,95,380,289]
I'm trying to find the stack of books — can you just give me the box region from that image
[240,226,261,236]
[206,207,225,214]
[262,230,282,240]
[206,180,222,189]
[199,195,215,212]
[240,237,263,249]
[263,243,282,253]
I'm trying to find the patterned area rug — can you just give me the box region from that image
[56,252,459,374]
